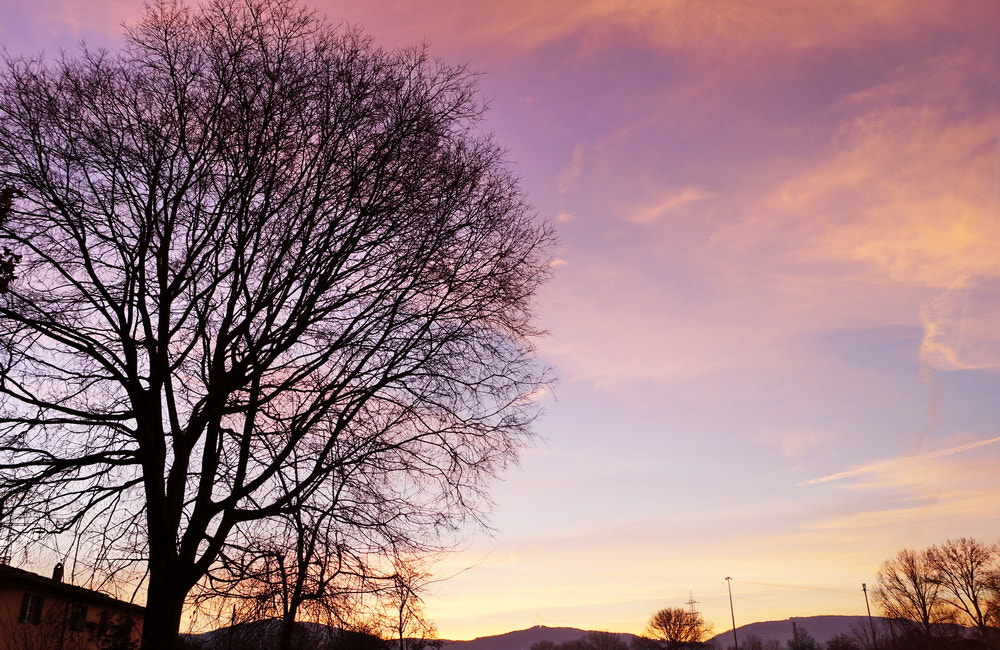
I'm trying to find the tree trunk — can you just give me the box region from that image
[141,569,187,650]
[278,563,305,650]
[278,606,298,650]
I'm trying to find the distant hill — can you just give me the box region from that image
[440,617,884,650]
[708,615,885,646]
[182,620,388,650]
[181,616,898,650]
[442,626,638,650]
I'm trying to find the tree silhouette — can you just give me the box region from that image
[739,636,781,650]
[873,538,1000,649]
[784,622,818,650]
[926,538,1000,644]
[824,634,861,650]
[531,632,630,650]
[0,187,21,292]
[0,0,553,648]
[646,607,712,649]
[874,547,953,648]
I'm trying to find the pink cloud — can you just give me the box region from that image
[320,0,995,64]
[622,186,714,223]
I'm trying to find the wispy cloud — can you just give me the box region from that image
[557,144,585,195]
[336,0,984,62]
[803,435,1000,486]
[623,186,713,223]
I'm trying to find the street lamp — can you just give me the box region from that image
[726,577,739,650]
[862,583,877,650]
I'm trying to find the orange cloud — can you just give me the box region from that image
[763,86,1000,370]
[323,0,989,64]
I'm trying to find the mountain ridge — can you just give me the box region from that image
[182,615,897,649]
[442,625,634,649]
[439,615,888,649]
[706,615,881,646]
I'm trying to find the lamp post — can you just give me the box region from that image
[862,583,877,650]
[726,577,739,650]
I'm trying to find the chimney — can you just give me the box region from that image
[52,562,64,583]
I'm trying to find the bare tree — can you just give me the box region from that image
[195,505,370,650]
[0,187,21,293]
[926,538,1000,640]
[531,643,560,650]
[646,607,712,649]
[873,547,953,648]
[195,446,428,650]
[196,514,436,650]
[0,0,553,648]
[382,561,438,650]
[579,632,630,650]
[738,636,780,650]
[785,622,819,650]
[534,633,630,650]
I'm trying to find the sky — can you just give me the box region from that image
[3,0,1000,641]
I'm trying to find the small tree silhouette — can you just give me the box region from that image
[0,187,21,292]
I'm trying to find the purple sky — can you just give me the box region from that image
[4,0,1000,640]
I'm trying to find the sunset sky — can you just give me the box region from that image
[4,0,1000,641]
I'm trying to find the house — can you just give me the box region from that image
[0,562,144,650]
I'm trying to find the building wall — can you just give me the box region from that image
[0,569,143,650]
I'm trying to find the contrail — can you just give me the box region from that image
[802,435,1000,486]
[738,580,858,596]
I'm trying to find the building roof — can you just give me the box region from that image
[0,563,145,616]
